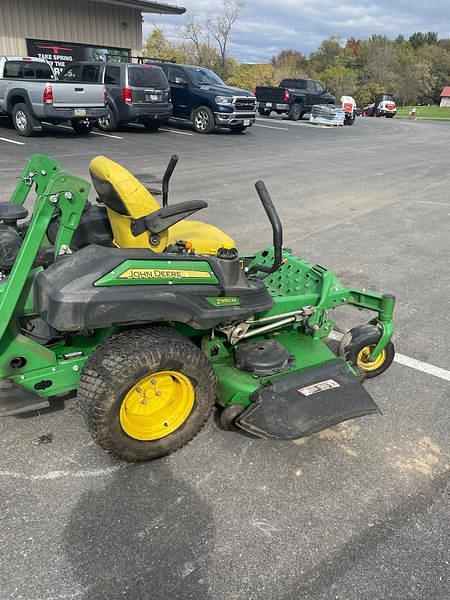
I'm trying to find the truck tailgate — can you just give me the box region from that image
[255,86,286,103]
[51,82,105,108]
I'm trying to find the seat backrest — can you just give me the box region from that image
[89,156,168,251]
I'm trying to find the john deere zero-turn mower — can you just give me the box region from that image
[0,154,395,461]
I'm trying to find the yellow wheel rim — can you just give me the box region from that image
[356,346,386,372]
[119,370,195,441]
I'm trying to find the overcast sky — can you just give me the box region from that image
[145,0,449,62]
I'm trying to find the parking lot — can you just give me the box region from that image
[0,114,449,600]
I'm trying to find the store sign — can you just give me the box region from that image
[26,39,130,76]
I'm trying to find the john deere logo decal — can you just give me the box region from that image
[119,268,212,280]
[94,260,219,286]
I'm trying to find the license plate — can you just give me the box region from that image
[145,94,159,102]
[73,109,86,118]
[266,102,272,108]
[243,119,250,126]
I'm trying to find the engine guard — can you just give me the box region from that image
[236,359,380,440]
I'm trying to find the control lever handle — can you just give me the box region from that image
[162,154,179,207]
[251,180,283,275]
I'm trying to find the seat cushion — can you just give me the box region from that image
[89,155,236,255]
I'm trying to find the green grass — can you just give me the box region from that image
[396,105,450,120]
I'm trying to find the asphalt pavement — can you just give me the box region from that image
[0,114,448,600]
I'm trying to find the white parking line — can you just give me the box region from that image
[0,137,25,145]
[256,116,307,126]
[90,130,123,139]
[160,128,194,136]
[328,331,450,382]
[254,123,289,131]
[42,123,123,139]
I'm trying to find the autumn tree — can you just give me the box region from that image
[207,0,244,76]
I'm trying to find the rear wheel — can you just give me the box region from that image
[12,103,34,137]
[78,326,216,462]
[192,106,215,134]
[288,103,302,121]
[97,108,118,132]
[258,108,271,116]
[338,324,395,379]
[71,119,92,135]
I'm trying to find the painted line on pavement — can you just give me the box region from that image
[256,116,308,126]
[42,123,123,139]
[0,136,26,145]
[254,123,289,131]
[160,128,194,136]
[328,330,450,382]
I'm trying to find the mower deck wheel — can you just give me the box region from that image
[77,326,216,462]
[338,324,395,379]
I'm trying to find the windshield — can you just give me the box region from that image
[184,67,224,86]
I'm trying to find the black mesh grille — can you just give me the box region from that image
[234,98,256,111]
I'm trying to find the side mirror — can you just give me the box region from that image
[174,77,188,86]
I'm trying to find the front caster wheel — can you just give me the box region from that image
[338,324,395,379]
[78,326,217,462]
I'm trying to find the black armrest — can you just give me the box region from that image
[131,200,207,237]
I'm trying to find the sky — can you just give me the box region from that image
[145,0,449,62]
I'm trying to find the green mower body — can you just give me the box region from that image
[0,154,395,460]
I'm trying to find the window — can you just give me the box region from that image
[4,61,53,79]
[167,66,187,84]
[315,82,325,93]
[104,66,121,86]
[281,79,307,89]
[127,65,167,88]
[80,65,101,83]
[183,67,223,86]
[60,65,82,81]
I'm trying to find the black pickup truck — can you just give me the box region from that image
[255,78,335,120]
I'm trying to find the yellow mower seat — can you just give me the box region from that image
[89,156,235,255]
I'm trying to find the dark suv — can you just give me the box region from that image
[59,62,172,131]
[154,62,256,134]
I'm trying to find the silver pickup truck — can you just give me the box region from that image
[0,56,108,136]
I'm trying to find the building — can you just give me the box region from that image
[440,86,450,107]
[0,0,185,75]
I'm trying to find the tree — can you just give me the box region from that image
[207,0,244,75]
[143,27,184,62]
[180,13,205,64]
[320,63,357,99]
[309,38,344,72]
[409,31,438,49]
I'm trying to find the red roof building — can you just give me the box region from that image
[440,87,450,106]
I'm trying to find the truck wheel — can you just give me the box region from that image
[337,324,395,379]
[97,108,117,132]
[77,326,217,462]
[258,108,271,116]
[71,120,92,135]
[192,106,215,134]
[288,103,302,121]
[12,103,34,137]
